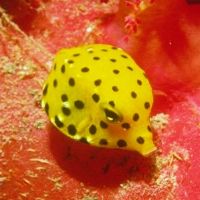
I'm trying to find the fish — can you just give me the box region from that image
[41,44,156,156]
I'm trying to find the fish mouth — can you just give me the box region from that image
[140,145,157,157]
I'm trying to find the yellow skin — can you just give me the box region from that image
[42,44,156,156]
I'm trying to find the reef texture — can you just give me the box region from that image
[0,0,200,200]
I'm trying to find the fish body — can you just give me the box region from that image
[42,44,156,156]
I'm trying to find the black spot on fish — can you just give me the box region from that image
[62,107,71,116]
[144,102,150,109]
[81,67,90,72]
[55,116,64,128]
[45,103,49,115]
[100,121,108,129]
[43,84,48,95]
[133,113,139,121]
[61,94,68,102]
[53,79,58,87]
[127,66,133,71]
[73,53,80,57]
[112,86,119,92]
[68,59,74,64]
[117,139,127,147]
[89,124,97,135]
[92,93,100,103]
[61,65,65,73]
[94,79,102,86]
[121,54,128,59]
[131,91,137,98]
[121,123,130,130]
[93,56,100,60]
[137,136,145,144]
[137,79,142,86]
[68,77,75,86]
[99,138,108,145]
[80,137,88,144]
[110,58,116,62]
[74,100,84,109]
[147,125,151,132]
[113,69,120,74]
[67,124,77,136]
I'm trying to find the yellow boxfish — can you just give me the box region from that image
[42,44,156,156]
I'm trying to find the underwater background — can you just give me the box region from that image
[0,0,200,199]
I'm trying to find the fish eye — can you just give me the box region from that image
[104,108,122,123]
